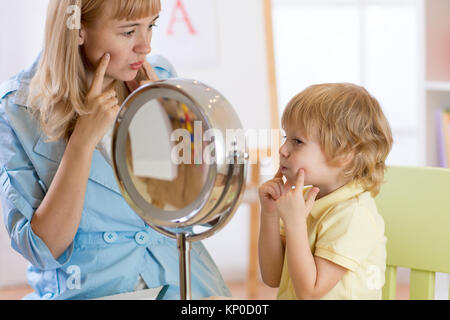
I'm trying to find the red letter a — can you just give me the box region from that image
[167,0,197,35]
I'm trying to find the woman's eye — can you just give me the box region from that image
[123,30,135,37]
[123,24,157,37]
[293,139,303,145]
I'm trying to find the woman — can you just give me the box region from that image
[0,0,230,300]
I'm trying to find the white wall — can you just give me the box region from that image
[0,0,49,288]
[0,0,270,286]
[0,0,48,81]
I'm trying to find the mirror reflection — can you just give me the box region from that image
[125,98,208,211]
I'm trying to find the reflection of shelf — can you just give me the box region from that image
[425,0,450,166]
[426,81,450,92]
[426,0,450,86]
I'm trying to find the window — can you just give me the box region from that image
[273,0,422,165]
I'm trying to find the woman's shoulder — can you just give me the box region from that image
[0,70,43,160]
[0,76,24,130]
[147,54,178,79]
[0,78,36,129]
[1,54,40,112]
[0,76,21,106]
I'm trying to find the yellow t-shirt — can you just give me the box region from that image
[277,183,387,300]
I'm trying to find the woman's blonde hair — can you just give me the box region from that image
[281,83,393,196]
[27,0,161,142]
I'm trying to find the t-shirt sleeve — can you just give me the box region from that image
[314,203,378,271]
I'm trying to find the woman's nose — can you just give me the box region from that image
[135,34,151,55]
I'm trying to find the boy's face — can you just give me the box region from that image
[279,126,346,197]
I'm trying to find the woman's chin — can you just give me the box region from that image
[114,69,139,82]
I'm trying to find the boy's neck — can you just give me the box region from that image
[315,178,352,200]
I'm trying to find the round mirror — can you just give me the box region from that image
[111,79,248,299]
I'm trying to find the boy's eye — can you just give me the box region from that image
[282,135,303,145]
[290,138,303,146]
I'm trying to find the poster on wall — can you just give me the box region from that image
[151,0,219,69]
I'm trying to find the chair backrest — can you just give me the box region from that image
[375,166,450,300]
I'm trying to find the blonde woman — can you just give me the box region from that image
[0,0,230,300]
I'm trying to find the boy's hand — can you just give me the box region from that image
[275,169,320,224]
[258,168,285,215]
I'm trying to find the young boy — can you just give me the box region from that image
[258,83,393,299]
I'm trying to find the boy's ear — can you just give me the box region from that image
[337,150,355,168]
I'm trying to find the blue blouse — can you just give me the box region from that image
[0,53,231,300]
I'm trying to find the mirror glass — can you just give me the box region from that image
[125,98,209,211]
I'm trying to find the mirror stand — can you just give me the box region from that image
[177,233,192,300]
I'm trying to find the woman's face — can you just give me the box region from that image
[80,13,159,86]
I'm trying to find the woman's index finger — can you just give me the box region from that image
[142,60,159,81]
[89,53,110,95]
[143,61,159,81]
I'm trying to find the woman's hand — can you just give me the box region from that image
[125,60,159,93]
[275,169,320,225]
[258,168,286,216]
[72,53,120,151]
[31,53,120,259]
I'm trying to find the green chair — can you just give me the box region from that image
[375,166,450,300]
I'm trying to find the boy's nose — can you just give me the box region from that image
[279,143,289,158]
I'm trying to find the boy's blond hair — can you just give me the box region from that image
[281,83,393,196]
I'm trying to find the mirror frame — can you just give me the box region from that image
[112,80,248,241]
